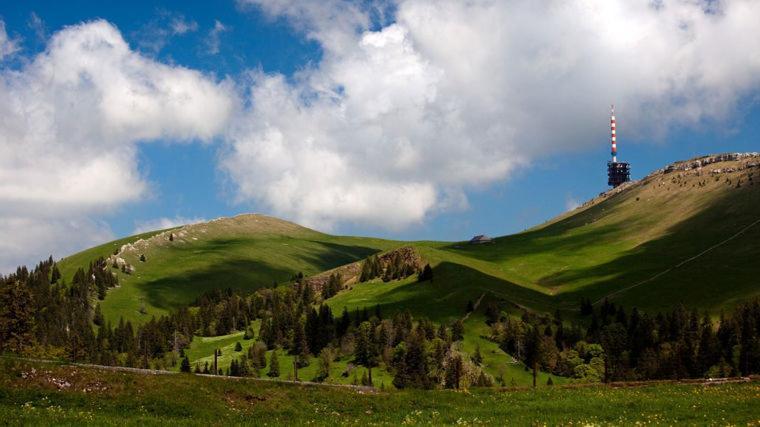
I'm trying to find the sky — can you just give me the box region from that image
[1,0,759,272]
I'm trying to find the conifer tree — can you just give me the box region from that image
[268,350,280,377]
[180,356,191,373]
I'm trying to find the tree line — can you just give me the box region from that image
[488,297,760,383]
[2,255,760,388]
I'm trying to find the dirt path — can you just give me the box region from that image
[463,292,486,321]
[1,355,376,392]
[595,216,760,305]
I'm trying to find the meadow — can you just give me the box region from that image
[1,359,757,426]
[58,158,760,329]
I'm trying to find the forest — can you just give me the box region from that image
[1,256,759,388]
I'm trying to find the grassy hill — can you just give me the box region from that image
[60,154,760,324]
[57,154,760,384]
[330,153,760,319]
[59,215,398,322]
[2,359,758,425]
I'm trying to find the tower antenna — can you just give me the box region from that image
[606,104,630,188]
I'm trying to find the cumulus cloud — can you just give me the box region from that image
[0,217,113,274]
[0,20,20,60]
[0,20,234,271]
[225,0,760,230]
[133,216,207,234]
[205,20,229,55]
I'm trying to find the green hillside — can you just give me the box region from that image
[59,154,760,324]
[59,215,397,323]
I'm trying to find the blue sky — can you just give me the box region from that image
[1,0,759,270]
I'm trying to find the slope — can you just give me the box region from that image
[58,214,397,323]
[331,153,760,319]
[60,153,760,326]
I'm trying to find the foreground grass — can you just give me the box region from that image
[1,360,758,426]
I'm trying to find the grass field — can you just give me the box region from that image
[55,157,760,330]
[1,359,758,425]
[58,215,397,323]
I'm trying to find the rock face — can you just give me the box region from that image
[302,246,424,297]
[660,152,760,175]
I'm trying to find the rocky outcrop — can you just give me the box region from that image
[302,246,424,297]
[660,152,760,175]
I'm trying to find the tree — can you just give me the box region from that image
[393,330,432,389]
[417,264,433,282]
[235,341,243,352]
[316,347,334,382]
[0,281,36,354]
[444,353,464,389]
[451,319,464,342]
[93,304,104,326]
[355,321,377,385]
[268,350,280,377]
[139,254,146,262]
[180,356,191,373]
[50,263,61,284]
[472,344,483,366]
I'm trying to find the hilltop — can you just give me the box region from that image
[59,214,398,322]
[59,153,760,325]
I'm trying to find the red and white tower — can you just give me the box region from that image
[610,105,617,163]
[606,104,630,188]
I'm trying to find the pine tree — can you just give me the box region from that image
[444,354,464,389]
[93,304,104,326]
[0,280,36,354]
[50,263,61,284]
[451,319,464,341]
[180,356,191,373]
[235,341,243,352]
[472,344,483,366]
[417,264,433,282]
[268,350,280,377]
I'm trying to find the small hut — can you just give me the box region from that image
[469,235,494,245]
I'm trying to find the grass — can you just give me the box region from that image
[59,160,760,327]
[60,215,397,324]
[183,323,396,387]
[2,359,758,425]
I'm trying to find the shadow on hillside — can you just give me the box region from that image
[549,185,760,314]
[137,258,293,311]
[138,239,381,311]
[302,240,380,267]
[440,193,634,263]
[344,261,555,322]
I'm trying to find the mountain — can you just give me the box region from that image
[59,153,760,326]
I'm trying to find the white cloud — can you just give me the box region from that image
[0,20,235,272]
[136,12,198,53]
[170,16,198,35]
[133,216,206,234]
[205,20,229,55]
[0,20,20,60]
[0,217,113,274]
[27,12,46,42]
[226,0,760,230]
